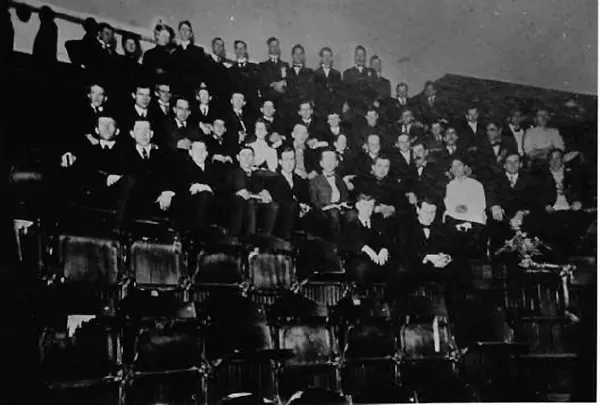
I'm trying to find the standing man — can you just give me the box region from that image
[369,55,391,102]
[343,45,377,111]
[259,37,290,111]
[314,47,343,116]
[229,40,261,112]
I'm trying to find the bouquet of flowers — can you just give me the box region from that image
[494,229,552,268]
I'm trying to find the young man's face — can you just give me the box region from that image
[231,93,245,110]
[292,47,305,65]
[504,154,521,174]
[334,134,347,150]
[96,117,117,141]
[155,85,171,103]
[124,38,137,54]
[397,135,411,152]
[549,151,564,171]
[510,111,523,127]
[255,122,268,139]
[280,150,296,173]
[235,42,247,60]
[486,124,500,143]
[466,108,479,123]
[179,24,192,42]
[268,39,280,56]
[370,57,381,73]
[366,111,378,127]
[356,197,375,217]
[197,89,211,105]
[174,99,191,122]
[412,144,428,164]
[89,85,106,107]
[298,103,312,120]
[261,101,275,118]
[535,110,549,127]
[355,48,366,66]
[212,39,225,57]
[372,158,390,180]
[396,84,408,98]
[156,29,171,47]
[189,141,208,163]
[444,128,458,146]
[292,125,309,144]
[320,151,338,173]
[134,88,151,109]
[327,113,341,128]
[238,148,255,169]
[367,135,380,155]
[131,121,153,146]
[417,202,437,226]
[424,84,436,98]
[320,49,333,67]
[99,27,114,45]
[213,120,226,137]
[431,123,442,137]
[401,110,413,125]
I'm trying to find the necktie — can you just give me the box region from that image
[202,106,208,116]
[423,227,430,239]
[509,174,516,188]
[142,148,149,160]
[363,220,371,229]
[418,167,424,177]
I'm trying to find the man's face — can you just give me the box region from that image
[212,39,225,57]
[99,27,113,45]
[231,93,245,110]
[444,128,458,146]
[450,159,466,178]
[372,158,390,180]
[179,24,192,42]
[431,123,442,137]
[197,89,211,105]
[366,111,378,127]
[504,154,521,174]
[292,47,305,65]
[334,134,347,150]
[156,29,171,47]
[280,150,296,173]
[124,38,137,55]
[356,197,375,218]
[156,85,171,103]
[367,135,380,155]
[174,99,191,122]
[396,84,408,98]
[189,141,207,163]
[417,202,437,226]
[486,124,500,143]
[424,84,436,98]
[355,48,366,66]
[320,151,338,173]
[238,148,254,169]
[412,144,428,164]
[261,101,275,118]
[370,58,381,73]
[255,122,268,139]
[510,111,523,127]
[535,110,548,127]
[327,113,341,128]
[89,85,106,107]
[131,121,153,146]
[134,88,151,108]
[466,108,479,123]
[321,49,333,67]
[549,151,564,171]
[267,40,281,56]
[401,110,413,125]
[292,125,309,144]
[213,120,226,137]
[96,117,117,141]
[235,42,247,60]
[299,103,312,120]
[397,135,410,152]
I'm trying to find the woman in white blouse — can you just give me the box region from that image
[247,118,278,172]
[444,157,488,257]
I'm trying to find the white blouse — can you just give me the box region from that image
[248,140,278,171]
[444,177,487,225]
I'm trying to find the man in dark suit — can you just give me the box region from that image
[269,147,311,239]
[162,96,202,151]
[205,118,236,180]
[389,134,413,183]
[408,141,447,205]
[150,81,173,132]
[343,45,377,109]
[487,152,539,249]
[225,92,255,152]
[287,123,321,180]
[324,110,352,146]
[75,83,109,138]
[204,37,231,107]
[309,149,350,242]
[473,121,518,185]
[333,133,358,178]
[296,101,327,143]
[227,146,278,236]
[142,24,176,83]
[172,21,207,97]
[314,47,343,116]
[387,82,416,123]
[284,44,315,118]
[456,105,485,150]
[192,82,218,135]
[84,22,118,75]
[396,108,425,140]
[369,55,391,102]
[259,37,290,112]
[173,139,215,231]
[502,109,528,157]
[357,107,390,149]
[260,99,285,136]
[120,84,155,135]
[121,119,177,222]
[415,81,447,124]
[355,134,385,178]
[229,40,262,111]
[341,192,392,287]
[433,126,470,175]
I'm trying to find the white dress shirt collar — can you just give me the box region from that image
[136,144,152,158]
[211,53,221,63]
[134,104,148,117]
[100,139,115,149]
[180,40,190,50]
[269,55,279,63]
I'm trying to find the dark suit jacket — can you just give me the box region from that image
[354,174,408,210]
[171,44,207,89]
[162,119,203,151]
[191,103,219,126]
[313,67,344,113]
[78,139,127,187]
[309,174,349,209]
[394,122,425,140]
[142,45,175,80]
[122,143,175,195]
[296,117,327,142]
[285,66,315,107]
[414,94,448,123]
[386,97,418,124]
[269,171,310,205]
[390,149,414,181]
[229,61,262,106]
[204,56,232,105]
[373,76,392,101]
[335,147,358,177]
[502,125,529,154]
[397,220,450,266]
[262,116,285,135]
[282,140,320,175]
[259,58,290,102]
[227,167,268,195]
[205,134,237,161]
[432,145,471,174]
[74,104,103,138]
[408,162,447,203]
[472,136,518,184]
[175,152,217,193]
[341,216,389,253]
[456,120,486,149]
[536,166,586,208]
[225,109,255,143]
[486,171,538,217]
[119,105,156,134]
[342,66,377,106]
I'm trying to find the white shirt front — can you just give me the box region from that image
[322,66,331,77]
[180,40,190,50]
[468,121,478,134]
[282,171,294,189]
[249,140,278,171]
[99,139,115,150]
[551,168,570,210]
[397,97,407,105]
[523,127,565,157]
[444,177,487,225]
[136,144,152,159]
[325,174,340,203]
[134,105,148,117]
[507,172,519,187]
[356,66,364,74]
[400,150,411,164]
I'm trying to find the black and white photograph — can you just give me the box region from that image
[1,0,597,403]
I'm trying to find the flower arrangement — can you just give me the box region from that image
[494,227,552,269]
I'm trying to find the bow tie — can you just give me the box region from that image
[513,127,521,131]
[325,174,335,179]
[238,62,246,67]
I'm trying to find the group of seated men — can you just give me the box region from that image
[50,23,594,291]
